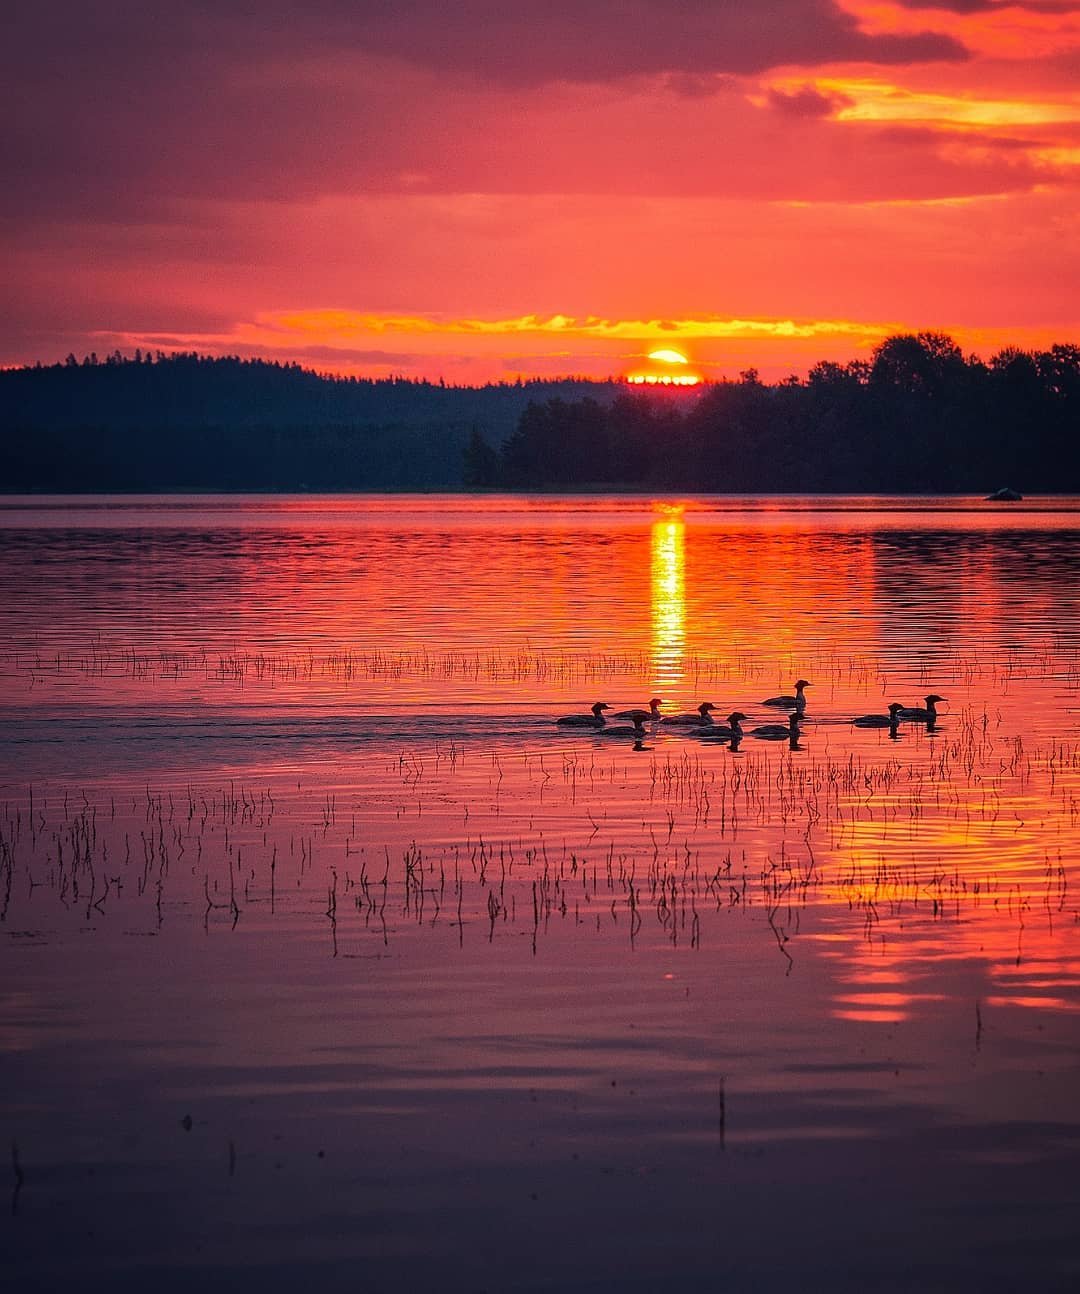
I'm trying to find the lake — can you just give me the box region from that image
[2,494,1079,1291]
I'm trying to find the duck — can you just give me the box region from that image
[852,703,905,729]
[897,695,946,722]
[762,679,811,710]
[750,711,802,740]
[557,702,610,727]
[612,697,662,721]
[698,711,748,741]
[597,714,650,739]
[662,702,716,726]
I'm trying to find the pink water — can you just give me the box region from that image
[2,495,1079,1291]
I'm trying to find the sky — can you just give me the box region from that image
[4,1,1078,383]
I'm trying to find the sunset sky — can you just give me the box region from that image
[4,1,1078,383]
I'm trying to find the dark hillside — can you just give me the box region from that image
[0,352,616,490]
[3,337,1077,492]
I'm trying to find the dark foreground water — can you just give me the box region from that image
[2,495,1079,1291]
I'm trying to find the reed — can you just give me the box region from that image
[1,706,1076,970]
[6,634,1077,700]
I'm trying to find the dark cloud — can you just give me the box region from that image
[0,2,971,226]
[887,0,1002,11]
[274,0,969,82]
[3,2,968,102]
[0,290,235,337]
[663,73,739,99]
[767,85,854,118]
[0,304,238,367]
[271,345,430,367]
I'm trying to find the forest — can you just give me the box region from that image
[2,334,1077,492]
[0,352,611,491]
[483,333,1080,493]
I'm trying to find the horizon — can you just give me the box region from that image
[6,316,1080,390]
[6,325,1079,391]
[5,4,1079,385]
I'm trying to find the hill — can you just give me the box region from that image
[0,352,616,491]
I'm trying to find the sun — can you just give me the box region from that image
[625,347,701,386]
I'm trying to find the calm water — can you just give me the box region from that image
[2,494,1079,1291]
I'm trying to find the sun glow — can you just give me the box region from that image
[628,346,701,386]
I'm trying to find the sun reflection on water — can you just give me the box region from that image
[651,511,686,692]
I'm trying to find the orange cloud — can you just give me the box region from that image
[255,310,888,344]
[840,0,1080,60]
[765,75,1080,128]
[99,310,1077,384]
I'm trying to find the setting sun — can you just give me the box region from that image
[627,346,701,385]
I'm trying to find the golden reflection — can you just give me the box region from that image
[812,800,1077,1023]
[651,512,686,691]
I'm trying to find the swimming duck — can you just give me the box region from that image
[662,702,716,726]
[762,680,811,710]
[698,711,748,741]
[897,695,946,722]
[612,697,662,720]
[750,712,802,740]
[598,714,650,739]
[557,702,610,727]
[852,703,905,729]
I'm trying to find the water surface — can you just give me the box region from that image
[2,495,1079,1291]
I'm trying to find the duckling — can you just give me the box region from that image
[852,703,905,729]
[597,714,650,739]
[750,711,802,740]
[762,679,811,711]
[897,695,946,722]
[662,702,716,727]
[698,711,748,741]
[557,702,609,728]
[612,697,662,721]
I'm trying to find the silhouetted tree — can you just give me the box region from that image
[870,332,966,398]
[2,340,1077,493]
[501,397,611,486]
[463,428,500,487]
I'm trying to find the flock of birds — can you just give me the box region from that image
[556,680,947,749]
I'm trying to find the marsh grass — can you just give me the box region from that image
[3,635,1078,698]
[3,704,1077,985]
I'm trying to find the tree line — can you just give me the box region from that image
[0,352,612,491]
[471,334,1079,493]
[2,335,1076,492]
